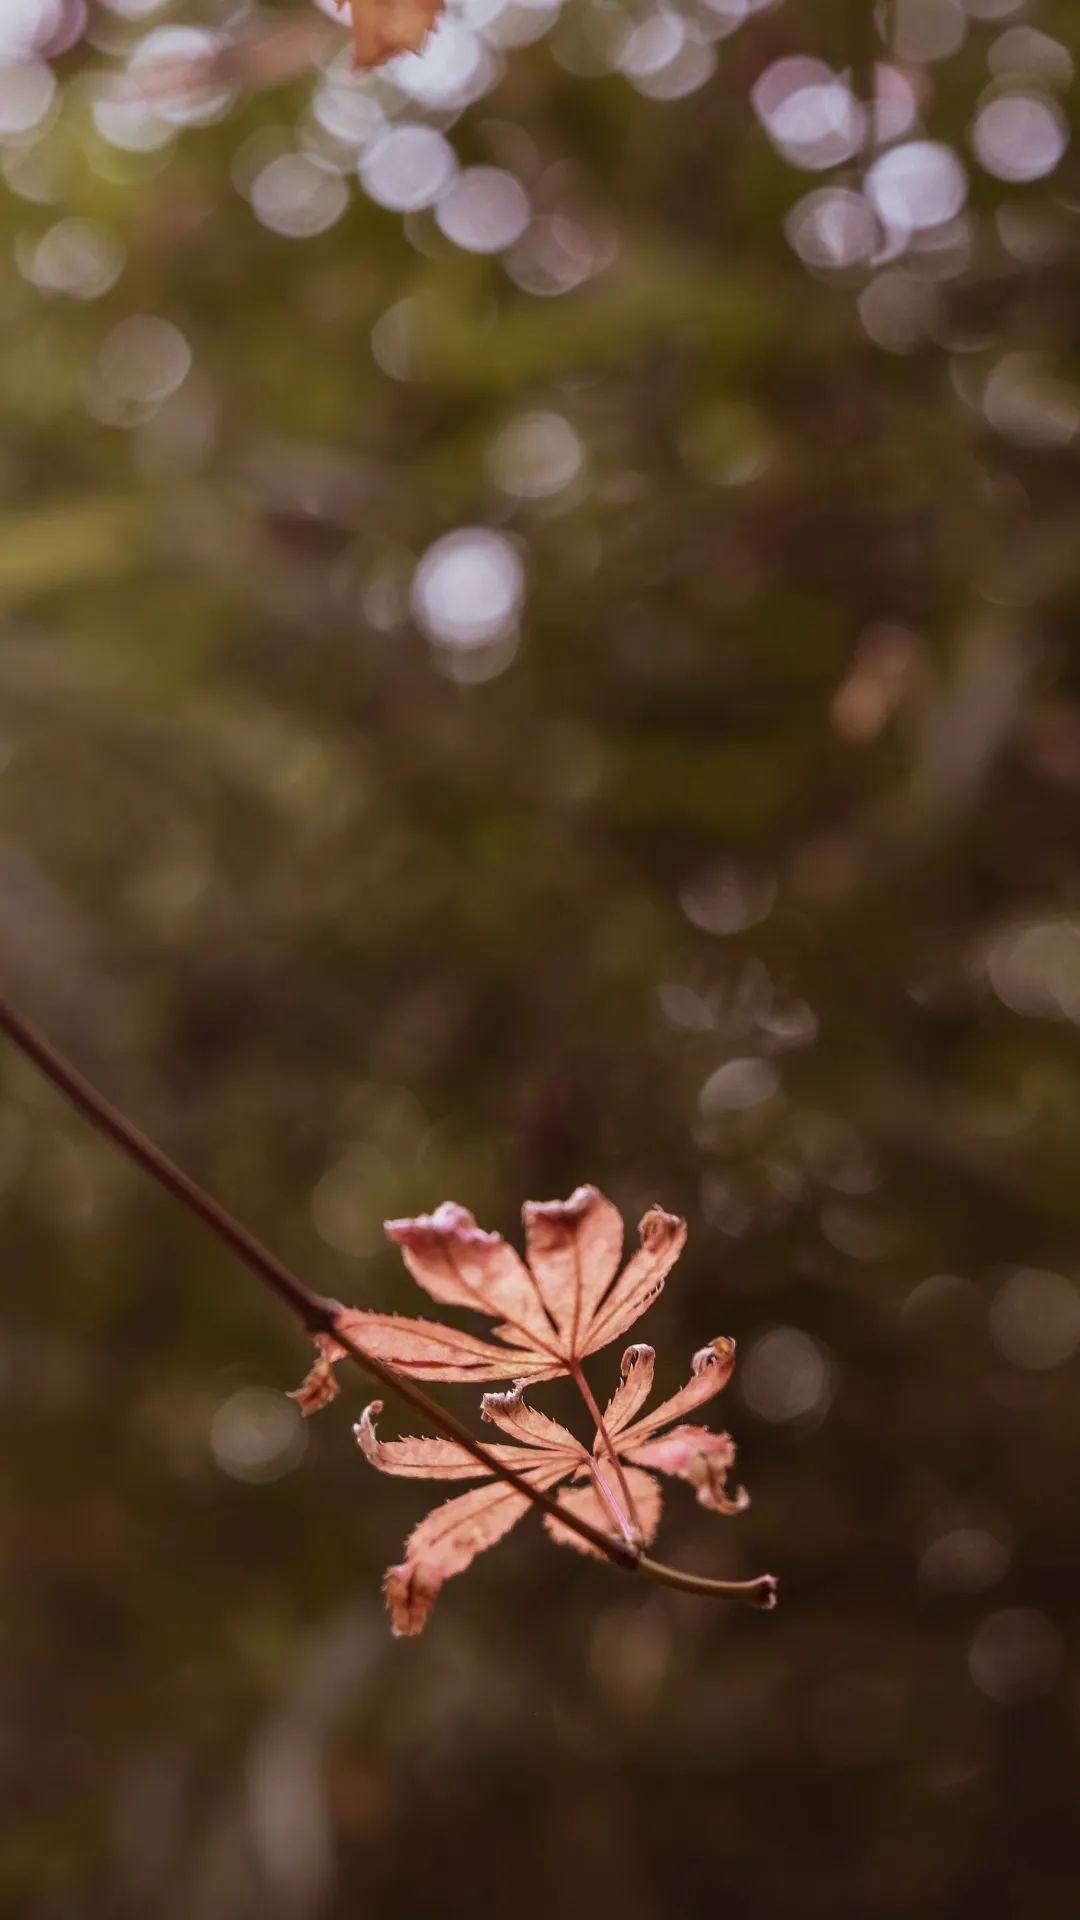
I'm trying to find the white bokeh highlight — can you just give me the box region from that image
[971,92,1068,183]
[412,527,525,649]
[359,125,457,213]
[436,166,530,253]
[867,142,968,233]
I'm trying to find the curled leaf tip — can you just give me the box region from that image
[522,1183,600,1225]
[692,1336,736,1378]
[703,1479,750,1518]
[288,1332,343,1416]
[384,1201,498,1249]
[480,1380,526,1423]
[384,1560,441,1637]
[639,1205,682,1246]
[620,1343,655,1378]
[353,1401,384,1464]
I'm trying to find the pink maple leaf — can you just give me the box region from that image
[291,1185,687,1413]
[356,1336,747,1636]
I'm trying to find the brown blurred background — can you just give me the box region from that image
[2,0,1079,1914]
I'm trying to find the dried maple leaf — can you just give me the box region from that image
[291,1185,686,1412]
[356,1336,746,1635]
[334,0,443,69]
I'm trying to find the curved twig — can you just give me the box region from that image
[637,1557,777,1609]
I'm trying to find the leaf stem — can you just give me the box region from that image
[571,1361,642,1534]
[585,1457,636,1547]
[637,1558,778,1609]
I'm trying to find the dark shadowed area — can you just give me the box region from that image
[2,0,1079,1914]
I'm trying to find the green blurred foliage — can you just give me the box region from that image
[2,0,1080,1915]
